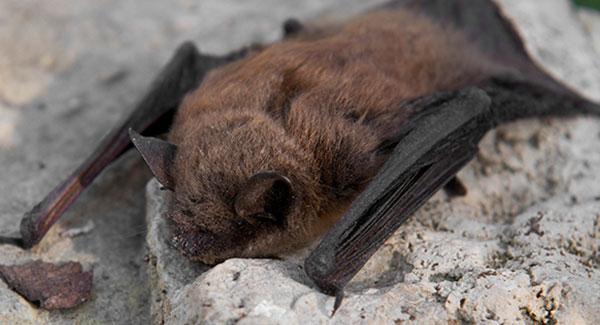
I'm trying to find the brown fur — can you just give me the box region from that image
[166,9,499,263]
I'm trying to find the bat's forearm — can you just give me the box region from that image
[305,89,492,309]
[19,125,134,248]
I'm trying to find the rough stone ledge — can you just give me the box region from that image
[146,181,600,324]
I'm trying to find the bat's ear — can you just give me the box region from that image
[234,171,294,224]
[128,129,177,190]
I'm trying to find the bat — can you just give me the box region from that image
[4,0,599,313]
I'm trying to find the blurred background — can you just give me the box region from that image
[575,0,600,10]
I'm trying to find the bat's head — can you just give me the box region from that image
[129,111,333,264]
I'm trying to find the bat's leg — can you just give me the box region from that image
[483,74,600,124]
[304,88,493,312]
[443,176,467,197]
[15,42,247,249]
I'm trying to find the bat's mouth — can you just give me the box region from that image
[170,226,256,265]
[171,231,222,265]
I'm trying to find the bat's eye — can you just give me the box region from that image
[190,198,203,204]
[234,171,294,225]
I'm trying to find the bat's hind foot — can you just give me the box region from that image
[444,176,467,197]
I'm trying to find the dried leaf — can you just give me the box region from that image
[0,260,92,310]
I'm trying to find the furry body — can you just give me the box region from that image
[167,9,499,263]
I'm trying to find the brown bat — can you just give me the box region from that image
[4,0,599,311]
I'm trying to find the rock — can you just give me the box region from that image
[145,0,600,324]
[497,0,600,102]
[0,153,151,324]
[145,179,206,324]
[579,9,600,55]
[0,260,93,310]
[146,186,600,324]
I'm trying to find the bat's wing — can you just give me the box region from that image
[383,0,568,92]
[385,0,600,122]
[306,0,600,311]
[305,88,492,311]
[12,43,250,248]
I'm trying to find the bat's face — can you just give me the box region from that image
[133,111,331,264]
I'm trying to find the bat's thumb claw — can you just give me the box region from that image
[128,128,140,143]
[330,290,344,317]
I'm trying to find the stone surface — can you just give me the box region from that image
[144,1,600,324]
[2,0,600,324]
